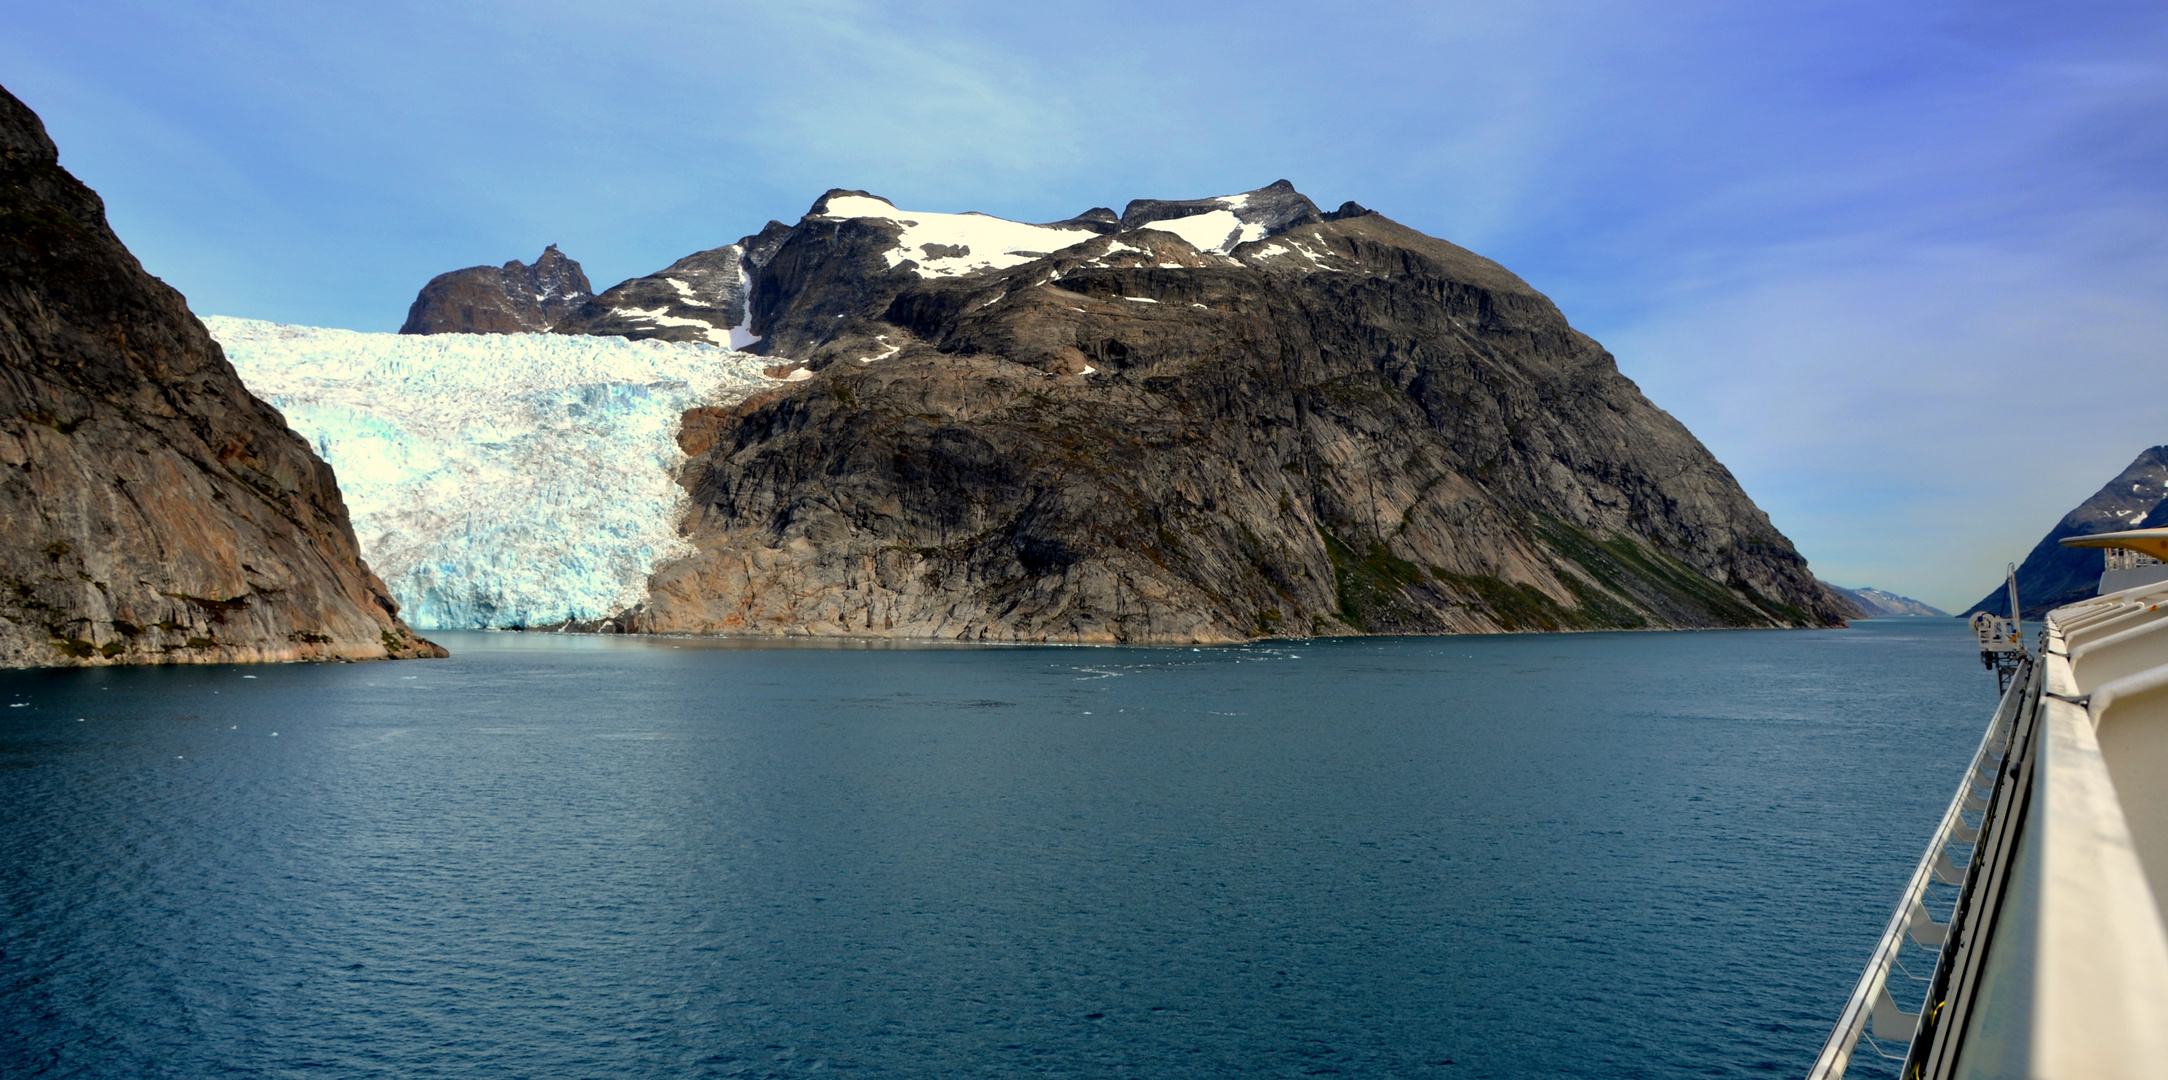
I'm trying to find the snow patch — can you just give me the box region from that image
[818,195,1101,278]
[206,316,775,630]
[1134,207,1269,254]
[610,306,732,346]
[1124,296,1158,303]
[728,264,762,350]
[858,335,902,364]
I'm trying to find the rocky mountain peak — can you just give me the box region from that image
[605,182,1853,641]
[400,243,594,334]
[807,189,894,218]
[1122,179,1322,234]
[521,243,586,289]
[549,242,757,348]
[738,220,795,269]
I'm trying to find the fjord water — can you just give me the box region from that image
[1,621,1987,1078]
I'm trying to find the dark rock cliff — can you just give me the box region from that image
[609,183,1851,642]
[0,84,442,666]
[399,243,591,334]
[1967,446,2168,619]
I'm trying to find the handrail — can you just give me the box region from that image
[1805,658,2030,1080]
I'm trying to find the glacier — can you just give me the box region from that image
[206,317,778,629]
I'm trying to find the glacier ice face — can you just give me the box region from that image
[206,317,778,629]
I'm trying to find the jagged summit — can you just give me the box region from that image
[1121,178,1324,238]
[552,243,759,348]
[399,243,592,334]
[396,183,1360,346]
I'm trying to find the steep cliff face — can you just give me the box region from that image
[1968,446,2168,619]
[399,244,592,334]
[0,85,441,666]
[613,184,1850,642]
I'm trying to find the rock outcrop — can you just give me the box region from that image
[399,243,591,334]
[600,183,1851,642]
[551,243,757,346]
[0,84,442,666]
[1967,446,2168,619]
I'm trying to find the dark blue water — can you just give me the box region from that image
[0,621,1991,1078]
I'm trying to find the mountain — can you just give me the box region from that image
[521,181,1849,642]
[399,243,592,334]
[0,85,441,665]
[1821,583,1946,618]
[1967,446,2168,619]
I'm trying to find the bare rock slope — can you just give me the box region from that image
[0,84,441,666]
[603,183,1851,642]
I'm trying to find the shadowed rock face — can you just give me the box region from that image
[611,184,1852,642]
[399,244,592,334]
[0,84,441,666]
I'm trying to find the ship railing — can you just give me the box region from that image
[1811,575,2168,1079]
[1805,658,2030,1079]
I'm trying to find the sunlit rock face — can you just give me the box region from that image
[209,318,778,629]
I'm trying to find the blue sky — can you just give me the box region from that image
[4,0,2165,611]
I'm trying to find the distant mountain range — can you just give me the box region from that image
[1820,583,1947,618]
[1967,446,2168,619]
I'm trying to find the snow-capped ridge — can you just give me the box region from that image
[809,192,1109,279]
[1116,180,1325,254]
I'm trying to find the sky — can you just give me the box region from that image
[3,0,2165,612]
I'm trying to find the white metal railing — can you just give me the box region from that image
[2103,547,2160,572]
[1805,665,2028,1079]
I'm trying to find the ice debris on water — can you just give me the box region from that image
[207,317,781,629]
